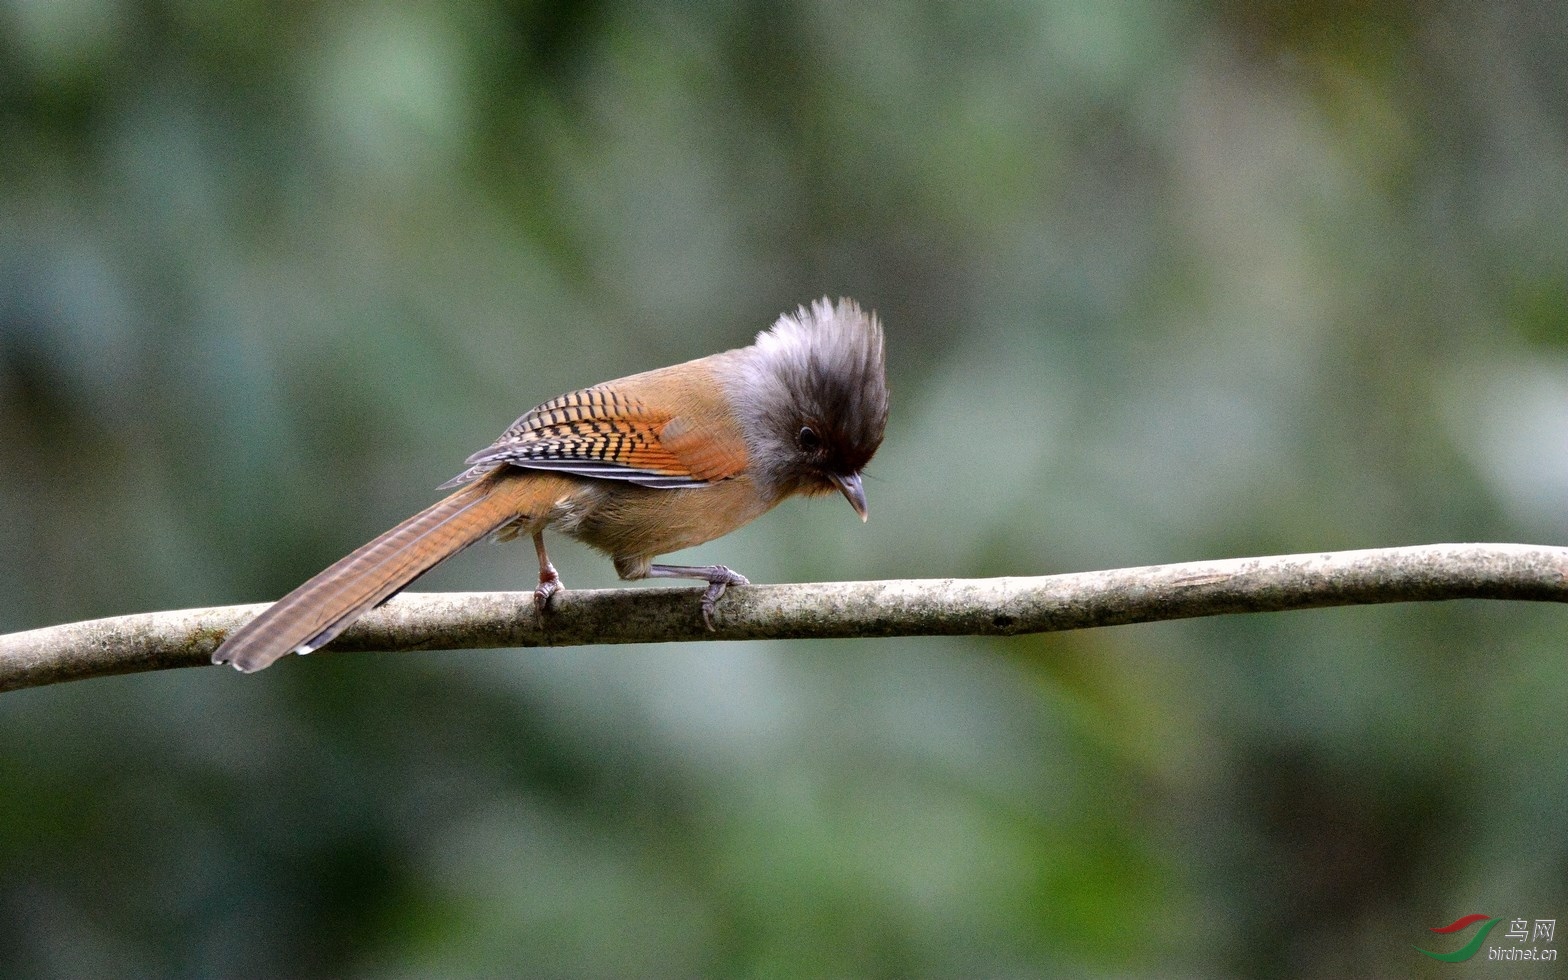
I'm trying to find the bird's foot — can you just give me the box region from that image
[699,567,750,630]
[644,563,750,630]
[534,566,565,616]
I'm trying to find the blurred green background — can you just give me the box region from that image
[4,0,1567,976]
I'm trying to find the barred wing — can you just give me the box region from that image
[438,383,746,490]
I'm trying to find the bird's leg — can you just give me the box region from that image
[533,531,565,614]
[644,564,751,630]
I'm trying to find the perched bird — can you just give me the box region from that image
[213,297,889,672]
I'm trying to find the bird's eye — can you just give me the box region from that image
[797,425,822,451]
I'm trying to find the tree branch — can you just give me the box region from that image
[3,543,1565,693]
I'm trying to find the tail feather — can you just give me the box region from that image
[213,473,551,673]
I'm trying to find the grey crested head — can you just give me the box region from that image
[727,297,889,513]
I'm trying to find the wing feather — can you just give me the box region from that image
[438,382,747,490]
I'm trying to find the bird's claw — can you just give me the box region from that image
[534,571,564,616]
[699,567,750,630]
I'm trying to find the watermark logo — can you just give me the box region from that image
[1417,914,1557,963]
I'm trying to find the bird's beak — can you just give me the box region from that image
[831,472,869,522]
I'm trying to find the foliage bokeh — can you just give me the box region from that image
[3,1,1566,976]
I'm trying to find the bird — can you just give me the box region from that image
[212,297,889,672]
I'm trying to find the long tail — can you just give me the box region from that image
[213,472,559,673]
